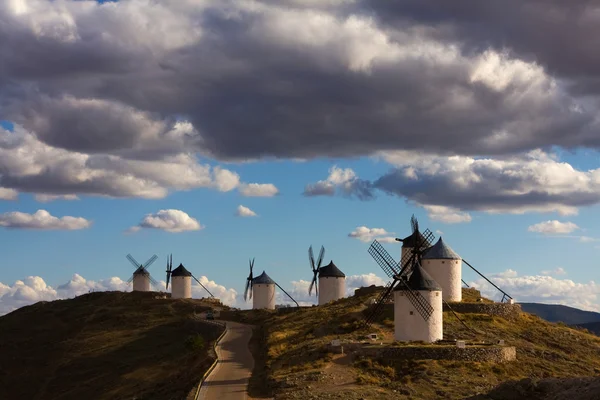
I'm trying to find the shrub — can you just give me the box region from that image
[185,334,205,352]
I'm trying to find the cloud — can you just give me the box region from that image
[540,267,567,277]
[0,188,18,200]
[0,209,91,230]
[304,166,374,200]
[236,205,257,217]
[238,183,279,197]
[5,0,594,166]
[470,269,600,312]
[528,220,580,234]
[34,194,79,203]
[348,226,396,243]
[130,209,203,233]
[0,124,276,199]
[423,205,472,224]
[0,273,238,315]
[374,149,600,216]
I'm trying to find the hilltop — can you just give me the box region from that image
[518,303,600,325]
[0,291,225,400]
[234,288,600,399]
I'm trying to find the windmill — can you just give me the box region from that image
[308,245,347,305]
[126,253,159,292]
[308,245,325,298]
[243,258,299,309]
[364,215,435,326]
[165,254,215,299]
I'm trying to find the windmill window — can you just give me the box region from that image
[436,292,439,297]
[442,261,445,264]
[409,311,414,315]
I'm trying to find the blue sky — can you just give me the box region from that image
[1,0,600,313]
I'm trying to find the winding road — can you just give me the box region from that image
[198,321,255,400]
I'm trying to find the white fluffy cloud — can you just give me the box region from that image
[470,269,600,312]
[422,205,472,224]
[235,205,257,217]
[238,183,279,197]
[528,220,580,234]
[0,188,18,200]
[304,166,373,200]
[34,194,79,203]
[129,209,202,233]
[541,267,567,277]
[0,273,239,315]
[0,209,91,230]
[348,226,396,243]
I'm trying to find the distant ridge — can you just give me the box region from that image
[518,302,600,325]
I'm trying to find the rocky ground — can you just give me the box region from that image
[468,377,600,400]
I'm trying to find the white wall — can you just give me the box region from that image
[132,274,150,292]
[318,276,346,305]
[422,259,462,302]
[171,276,192,299]
[394,289,443,342]
[253,283,275,310]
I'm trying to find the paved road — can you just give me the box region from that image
[198,321,255,400]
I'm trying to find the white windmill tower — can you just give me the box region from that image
[244,258,298,310]
[308,245,346,305]
[365,215,443,343]
[394,262,443,342]
[421,237,462,302]
[125,253,159,292]
[165,254,215,300]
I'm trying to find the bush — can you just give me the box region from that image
[185,334,206,352]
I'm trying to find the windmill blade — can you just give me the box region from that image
[368,240,400,279]
[364,280,397,326]
[127,274,134,284]
[126,254,141,269]
[149,275,159,287]
[250,258,255,274]
[316,246,325,269]
[244,279,251,301]
[274,281,299,307]
[397,277,434,320]
[463,259,512,302]
[191,274,215,297]
[308,272,318,297]
[308,246,316,270]
[420,228,435,249]
[410,214,418,233]
[461,279,470,288]
[165,256,171,291]
[143,254,158,269]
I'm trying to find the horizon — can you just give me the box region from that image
[1,0,600,315]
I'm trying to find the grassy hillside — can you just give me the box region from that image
[236,289,600,399]
[0,291,224,400]
[518,303,600,325]
[575,321,600,335]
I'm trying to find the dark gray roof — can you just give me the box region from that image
[318,261,346,278]
[253,271,275,285]
[133,266,149,276]
[422,237,461,260]
[401,230,429,248]
[395,263,441,291]
[171,263,192,277]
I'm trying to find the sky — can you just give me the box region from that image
[1,0,600,315]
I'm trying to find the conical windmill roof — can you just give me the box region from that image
[395,262,441,291]
[401,230,429,248]
[422,237,461,260]
[133,266,149,275]
[318,261,346,278]
[253,271,275,285]
[171,263,192,277]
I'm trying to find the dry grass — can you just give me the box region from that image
[236,289,600,399]
[0,291,224,400]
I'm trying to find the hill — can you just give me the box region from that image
[518,303,600,325]
[0,291,225,400]
[233,288,600,399]
[575,321,600,335]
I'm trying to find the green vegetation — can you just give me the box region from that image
[0,291,224,400]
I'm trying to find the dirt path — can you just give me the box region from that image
[198,321,255,400]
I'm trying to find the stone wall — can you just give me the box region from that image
[361,345,517,363]
[444,302,522,320]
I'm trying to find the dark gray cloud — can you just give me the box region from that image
[1,0,600,164]
[304,151,600,217]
